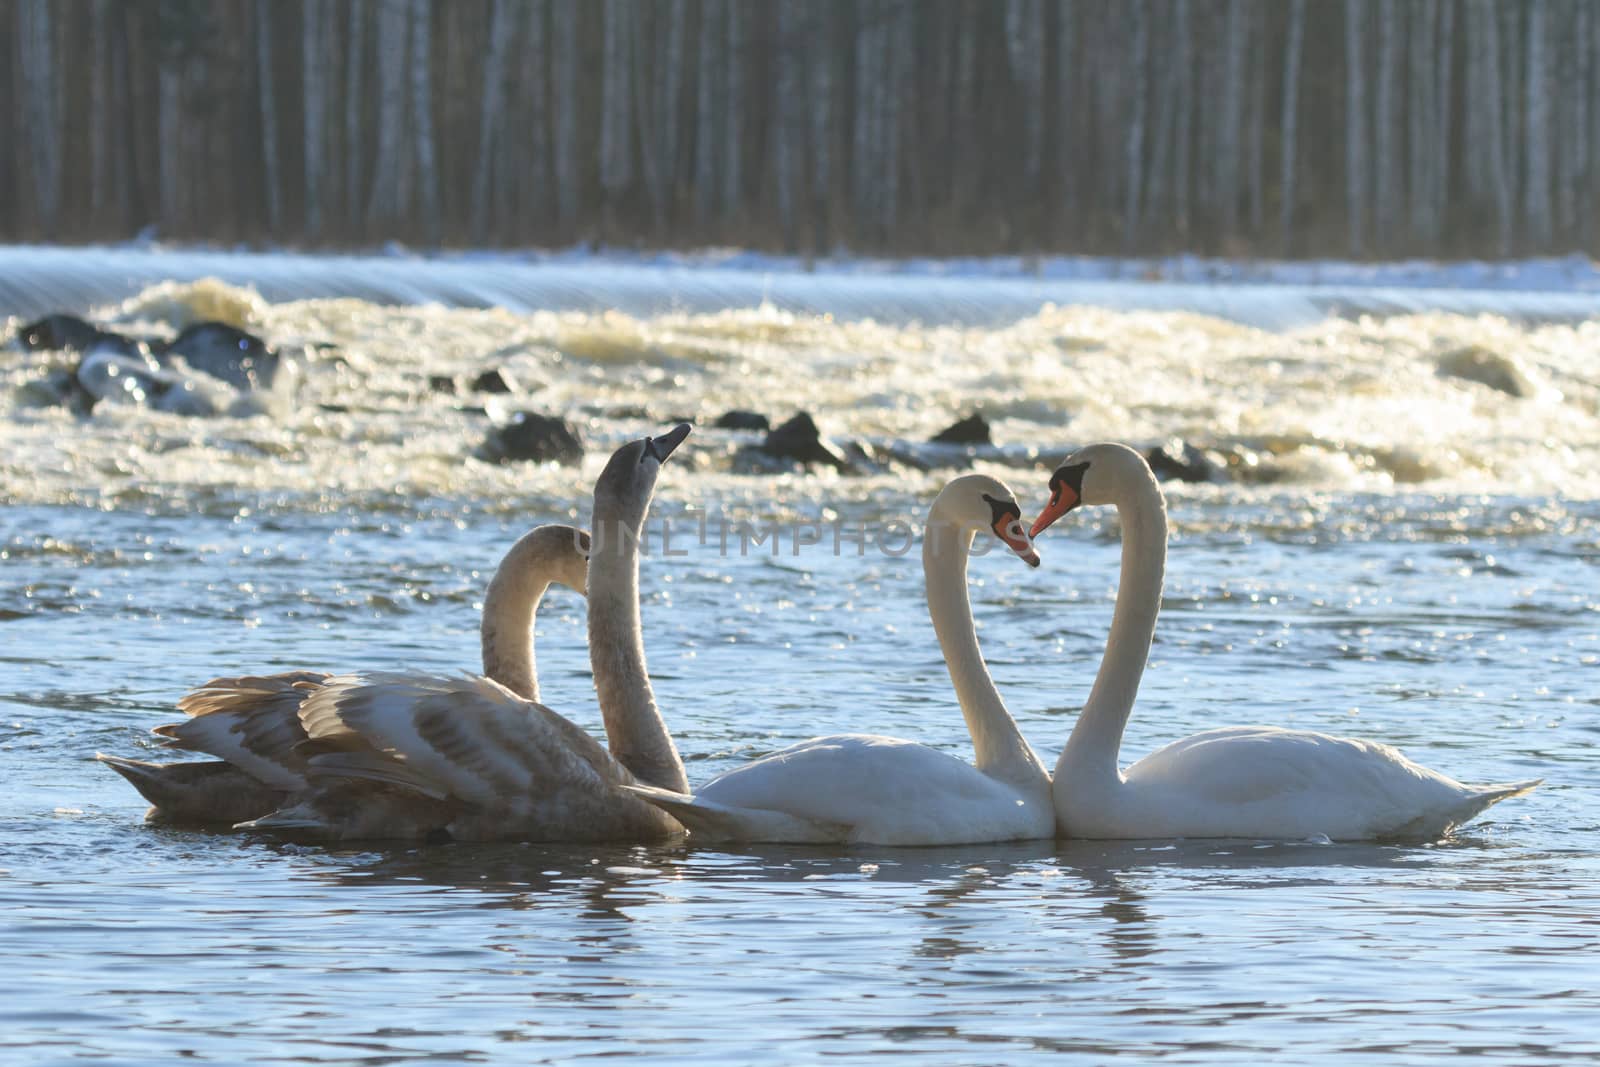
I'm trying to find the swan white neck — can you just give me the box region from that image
[588,516,687,793]
[479,529,569,702]
[1055,470,1167,789]
[923,513,1047,790]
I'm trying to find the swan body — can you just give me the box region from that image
[240,425,693,842]
[628,734,1052,845]
[242,672,676,842]
[625,475,1056,846]
[98,525,590,826]
[1033,442,1541,841]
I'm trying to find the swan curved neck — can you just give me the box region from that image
[923,515,1047,789]
[1056,473,1167,788]
[480,532,562,701]
[588,513,687,793]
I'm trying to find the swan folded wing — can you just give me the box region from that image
[1124,725,1501,837]
[294,672,633,806]
[151,671,330,791]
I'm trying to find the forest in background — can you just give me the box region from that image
[5,0,1600,260]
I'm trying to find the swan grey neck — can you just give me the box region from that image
[923,507,1048,790]
[587,495,687,793]
[1055,468,1167,788]
[480,525,588,702]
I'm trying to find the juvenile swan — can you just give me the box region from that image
[1032,442,1541,841]
[97,523,590,826]
[624,474,1055,846]
[240,425,692,842]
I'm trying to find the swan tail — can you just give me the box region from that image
[234,804,332,836]
[619,784,851,844]
[96,753,286,825]
[1483,777,1543,801]
[1437,777,1544,835]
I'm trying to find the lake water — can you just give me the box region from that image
[1,250,1596,1063]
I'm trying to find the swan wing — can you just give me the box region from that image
[294,672,631,806]
[150,671,330,791]
[1123,726,1535,839]
[691,734,1054,845]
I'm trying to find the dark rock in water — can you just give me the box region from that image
[1145,439,1224,483]
[930,412,992,446]
[161,321,278,391]
[20,367,97,415]
[428,375,457,394]
[714,409,771,432]
[471,368,519,394]
[478,412,584,465]
[16,313,103,353]
[760,412,852,472]
[1436,345,1535,398]
[75,345,184,410]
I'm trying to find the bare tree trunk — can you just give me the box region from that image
[409,0,439,244]
[524,1,552,231]
[1373,1,1400,249]
[1344,0,1368,255]
[773,1,803,251]
[600,0,634,234]
[1006,0,1045,195]
[659,0,687,216]
[1473,0,1514,254]
[722,2,744,222]
[1122,0,1147,253]
[1280,0,1306,254]
[1171,0,1193,241]
[552,0,579,231]
[1407,1,1432,247]
[1214,0,1246,240]
[1524,0,1551,247]
[808,1,833,254]
[366,0,409,229]
[471,0,514,242]
[344,0,368,229]
[1570,1,1592,241]
[303,1,330,238]
[88,0,114,232]
[248,3,278,235]
[17,0,61,235]
[1430,0,1455,245]
[1245,3,1266,235]
[1055,0,1079,223]
[694,0,723,226]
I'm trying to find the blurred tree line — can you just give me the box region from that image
[4,0,1597,259]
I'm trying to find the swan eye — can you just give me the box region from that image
[1049,462,1091,507]
[981,492,1020,531]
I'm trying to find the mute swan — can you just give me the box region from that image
[238,425,693,841]
[1031,442,1541,841]
[623,474,1056,846]
[97,523,591,826]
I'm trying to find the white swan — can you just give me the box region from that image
[239,426,692,842]
[623,474,1055,846]
[97,523,590,826]
[1031,442,1541,841]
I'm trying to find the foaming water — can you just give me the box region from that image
[1,255,1597,1062]
[5,270,1600,508]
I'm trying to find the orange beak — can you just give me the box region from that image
[993,517,1040,568]
[1029,485,1080,538]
